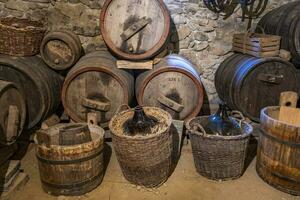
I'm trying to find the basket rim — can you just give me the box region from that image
[0,17,46,32]
[109,107,172,140]
[186,116,253,140]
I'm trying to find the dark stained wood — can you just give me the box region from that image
[100,0,170,60]
[257,106,300,195]
[136,54,204,121]
[0,55,63,129]
[0,80,26,145]
[257,1,300,66]
[59,124,92,146]
[215,53,298,122]
[35,124,105,196]
[62,50,134,128]
[40,30,82,71]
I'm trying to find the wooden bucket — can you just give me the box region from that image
[35,123,105,196]
[257,106,300,195]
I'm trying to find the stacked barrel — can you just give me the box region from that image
[214,1,300,195]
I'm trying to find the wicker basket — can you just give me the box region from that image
[186,116,253,181]
[0,17,46,56]
[109,107,173,187]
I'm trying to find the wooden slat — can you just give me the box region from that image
[234,33,281,43]
[233,38,280,47]
[279,106,300,126]
[232,46,279,57]
[233,42,279,52]
[117,60,153,70]
[279,91,298,108]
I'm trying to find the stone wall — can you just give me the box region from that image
[0,0,295,111]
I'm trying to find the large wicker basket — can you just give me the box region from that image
[109,107,173,187]
[0,17,46,56]
[186,116,253,180]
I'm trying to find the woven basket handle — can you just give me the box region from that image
[116,104,131,114]
[230,110,246,127]
[192,123,207,135]
[242,25,266,53]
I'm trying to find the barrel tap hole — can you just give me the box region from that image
[285,102,292,107]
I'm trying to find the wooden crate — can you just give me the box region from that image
[233,33,281,58]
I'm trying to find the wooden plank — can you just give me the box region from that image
[117,60,153,70]
[233,33,281,43]
[233,42,279,52]
[233,38,280,47]
[279,106,300,126]
[41,114,60,130]
[279,49,292,61]
[120,17,151,41]
[0,172,29,199]
[232,46,279,57]
[6,106,19,142]
[279,91,298,108]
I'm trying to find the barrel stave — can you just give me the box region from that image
[257,107,300,195]
[135,55,204,120]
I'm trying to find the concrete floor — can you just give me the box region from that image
[11,141,300,200]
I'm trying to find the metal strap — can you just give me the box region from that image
[259,128,300,148]
[41,172,103,189]
[36,148,103,165]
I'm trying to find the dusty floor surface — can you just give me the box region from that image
[10,140,300,200]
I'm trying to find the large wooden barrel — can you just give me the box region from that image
[35,123,105,196]
[257,106,300,195]
[136,55,204,121]
[0,80,26,145]
[215,53,298,122]
[0,55,63,129]
[257,1,300,66]
[40,30,82,71]
[100,0,170,60]
[62,50,134,127]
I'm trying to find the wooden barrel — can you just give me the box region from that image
[257,106,300,195]
[62,50,134,127]
[0,80,26,145]
[136,55,204,121]
[100,0,170,60]
[40,30,82,71]
[257,1,300,66]
[0,55,63,129]
[35,123,104,196]
[215,53,298,122]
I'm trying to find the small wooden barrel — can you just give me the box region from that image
[257,106,300,195]
[257,1,300,66]
[100,0,170,60]
[215,53,298,122]
[109,107,172,187]
[40,30,82,71]
[62,50,134,127]
[0,55,63,129]
[136,55,204,121]
[0,80,26,145]
[35,123,105,196]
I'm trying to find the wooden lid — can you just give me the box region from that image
[100,0,170,60]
